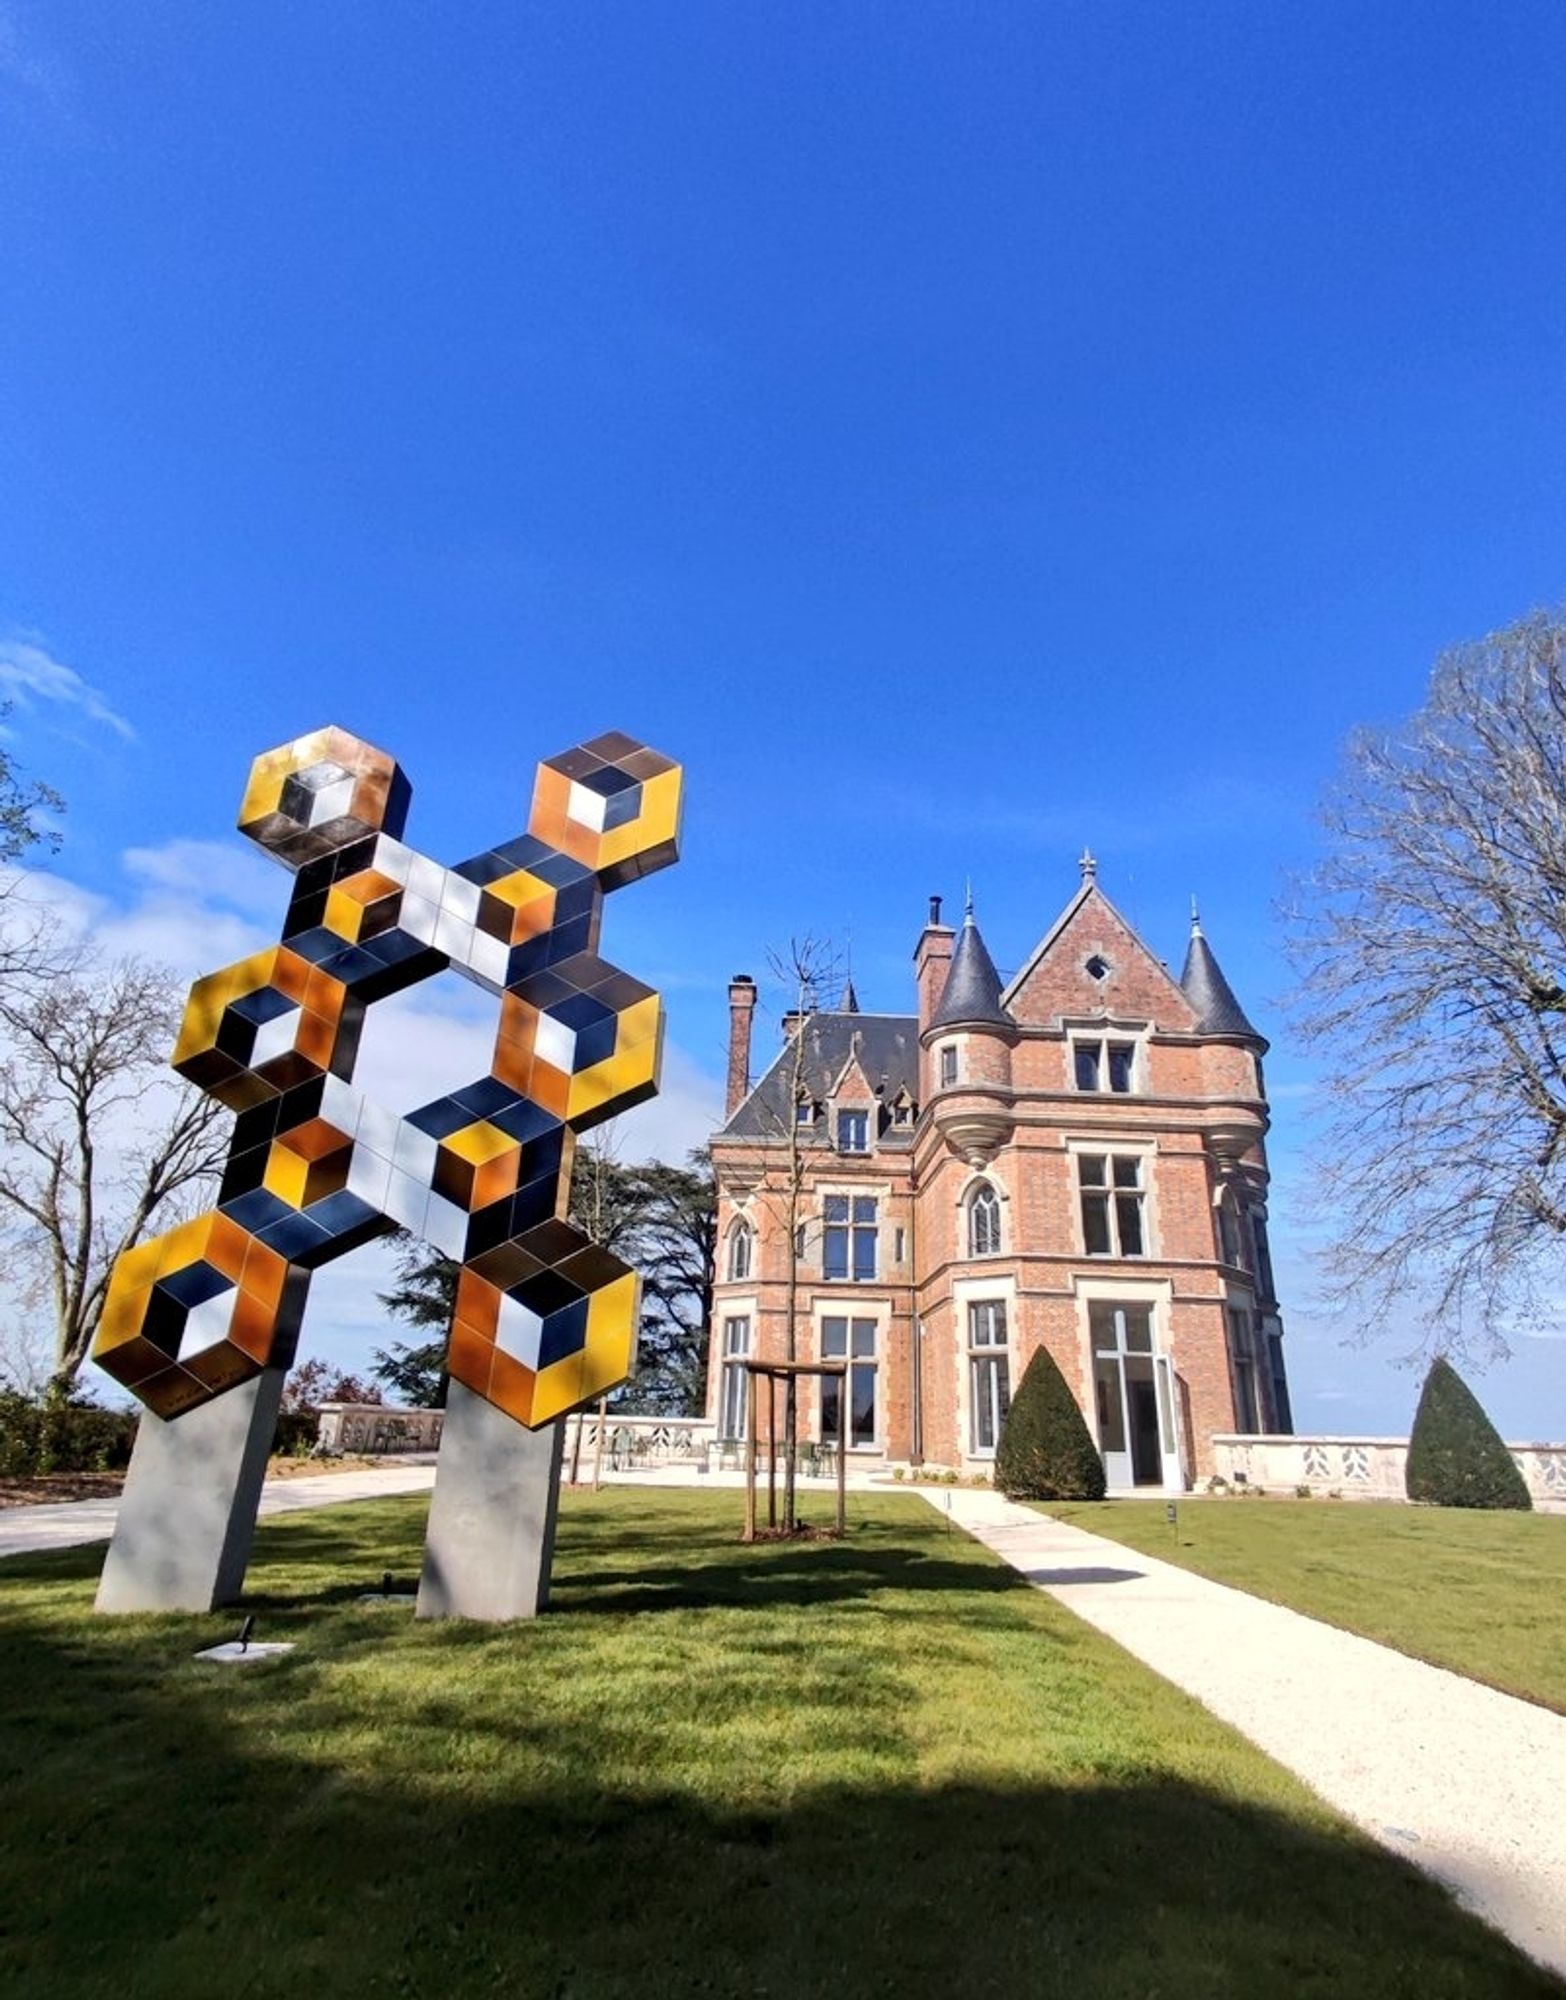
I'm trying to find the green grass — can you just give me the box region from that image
[1,1491,1558,1999]
[1043,1496,1566,1712]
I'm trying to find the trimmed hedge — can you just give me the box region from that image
[0,1392,139,1477]
[1405,1357,1531,1511]
[995,1346,1107,1501]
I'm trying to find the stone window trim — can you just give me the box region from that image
[813,1299,890,1451]
[716,1304,757,1441]
[1066,1138,1156,1260]
[1067,1024,1150,1096]
[725,1218,755,1283]
[818,1185,883,1283]
[937,1041,959,1088]
[1070,1275,1176,1446]
[958,1173,1006,1258]
[953,1273,1018,1461]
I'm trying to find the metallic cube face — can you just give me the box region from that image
[94,725,681,1428]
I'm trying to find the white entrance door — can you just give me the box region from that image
[1090,1304,1182,1490]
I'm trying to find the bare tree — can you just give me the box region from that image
[1288,606,1566,1360]
[0,954,228,1398]
[754,934,842,1531]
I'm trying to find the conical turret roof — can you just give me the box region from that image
[1180,910,1263,1041]
[929,899,1012,1031]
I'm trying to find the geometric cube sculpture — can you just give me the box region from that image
[93,725,682,1432]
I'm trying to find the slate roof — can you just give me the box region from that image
[928,908,1013,1031]
[721,1012,919,1138]
[1179,920,1264,1041]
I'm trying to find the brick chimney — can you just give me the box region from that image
[726,974,757,1115]
[914,894,956,1033]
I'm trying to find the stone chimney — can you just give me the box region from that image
[726,974,757,1115]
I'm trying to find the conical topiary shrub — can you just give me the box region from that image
[1404,1356,1531,1511]
[995,1345,1106,1501]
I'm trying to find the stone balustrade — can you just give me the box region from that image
[1211,1432,1566,1506]
[315,1403,444,1456]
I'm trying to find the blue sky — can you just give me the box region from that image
[2,2,1564,1434]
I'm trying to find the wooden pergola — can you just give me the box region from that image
[741,1358,848,1541]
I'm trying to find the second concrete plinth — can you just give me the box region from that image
[415,1381,564,1621]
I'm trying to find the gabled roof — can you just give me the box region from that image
[1179,915,1264,1042]
[1001,872,1193,1025]
[720,1011,920,1139]
[929,903,1012,1031]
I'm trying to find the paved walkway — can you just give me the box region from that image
[0,1461,878,1559]
[931,1487,1566,1982]
[0,1463,439,1559]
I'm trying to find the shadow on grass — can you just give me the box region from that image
[1,1494,1560,1999]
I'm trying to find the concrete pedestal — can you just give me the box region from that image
[416,1382,564,1621]
[96,1367,287,1614]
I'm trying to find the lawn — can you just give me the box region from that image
[0,1490,1558,1999]
[1043,1496,1566,1713]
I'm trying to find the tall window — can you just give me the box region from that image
[718,1316,751,1439]
[823,1195,878,1280]
[727,1221,753,1282]
[1078,1153,1146,1256]
[968,1183,1001,1257]
[820,1315,877,1446]
[1251,1212,1276,1300]
[968,1300,1010,1454]
[1216,1199,1245,1271]
[1227,1306,1259,1432]
[836,1108,868,1154]
[939,1044,958,1087]
[1073,1038,1137,1093]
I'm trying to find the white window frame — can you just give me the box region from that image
[1069,1030,1146,1095]
[954,1274,1017,1460]
[938,1042,958,1088]
[816,1306,885,1450]
[1069,1140,1154,1258]
[717,1311,754,1440]
[820,1187,880,1283]
[966,1180,1002,1258]
[835,1106,870,1154]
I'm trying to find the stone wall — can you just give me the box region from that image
[1212,1432,1566,1506]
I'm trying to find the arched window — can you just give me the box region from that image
[728,1221,753,1282]
[968,1183,1001,1257]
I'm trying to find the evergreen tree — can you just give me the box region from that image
[995,1346,1106,1501]
[1404,1356,1532,1510]
[370,1147,715,1413]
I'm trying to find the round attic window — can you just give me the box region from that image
[1084,954,1111,981]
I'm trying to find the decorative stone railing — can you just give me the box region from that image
[1211,1433,1566,1505]
[315,1403,444,1456]
[561,1411,715,1468]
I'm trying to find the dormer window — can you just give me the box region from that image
[891,1094,914,1126]
[836,1109,868,1154]
[794,1096,815,1127]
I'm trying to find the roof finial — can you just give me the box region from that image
[1190,895,1203,938]
[964,877,974,920]
[1079,847,1097,882]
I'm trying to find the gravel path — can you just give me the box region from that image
[933,1487,1566,1981]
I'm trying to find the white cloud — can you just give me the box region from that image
[0,635,134,740]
